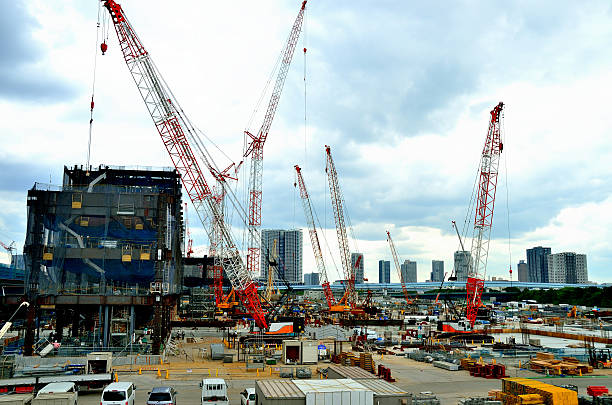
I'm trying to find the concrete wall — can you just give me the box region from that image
[15,354,161,368]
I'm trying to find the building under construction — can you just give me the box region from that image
[22,165,184,355]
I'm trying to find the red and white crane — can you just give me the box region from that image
[294,165,336,309]
[325,145,356,308]
[243,1,307,279]
[209,164,238,307]
[465,102,504,327]
[184,203,193,259]
[386,231,413,306]
[102,0,267,329]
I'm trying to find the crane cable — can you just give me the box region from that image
[303,6,308,167]
[87,2,102,173]
[502,111,513,282]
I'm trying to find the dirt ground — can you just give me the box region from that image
[102,336,612,405]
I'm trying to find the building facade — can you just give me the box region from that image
[378,260,390,284]
[431,260,444,282]
[23,165,184,355]
[303,272,319,286]
[351,252,364,283]
[547,252,588,284]
[517,260,528,282]
[526,246,551,283]
[454,251,470,281]
[401,259,417,283]
[261,229,303,284]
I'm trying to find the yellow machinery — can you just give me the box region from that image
[217,288,239,311]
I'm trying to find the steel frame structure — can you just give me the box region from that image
[102,0,267,329]
[295,165,336,308]
[466,101,504,327]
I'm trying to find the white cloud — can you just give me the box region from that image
[2,0,612,284]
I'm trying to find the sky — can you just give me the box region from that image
[1,1,612,283]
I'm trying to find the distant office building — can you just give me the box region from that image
[378,260,390,284]
[303,272,319,286]
[547,252,588,284]
[400,259,417,283]
[454,251,471,281]
[517,260,528,282]
[351,253,364,283]
[261,229,303,284]
[526,246,551,283]
[431,260,444,282]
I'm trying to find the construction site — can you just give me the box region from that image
[1,1,612,405]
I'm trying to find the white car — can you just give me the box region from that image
[101,382,136,405]
[240,388,256,405]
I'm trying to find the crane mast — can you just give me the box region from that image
[102,0,267,329]
[325,146,355,307]
[184,203,194,258]
[294,165,336,308]
[466,101,504,327]
[243,1,306,279]
[386,231,412,305]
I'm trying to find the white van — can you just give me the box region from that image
[200,378,228,405]
[101,382,136,405]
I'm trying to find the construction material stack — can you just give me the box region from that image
[529,353,593,375]
[492,378,578,405]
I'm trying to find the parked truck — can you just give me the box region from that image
[0,352,113,393]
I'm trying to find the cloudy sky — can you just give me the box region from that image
[1,1,612,283]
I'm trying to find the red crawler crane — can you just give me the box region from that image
[465,102,505,327]
[244,1,307,279]
[295,165,336,309]
[102,0,267,329]
[325,145,356,308]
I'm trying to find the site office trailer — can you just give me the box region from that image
[282,340,318,364]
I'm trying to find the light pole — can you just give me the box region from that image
[0,301,30,339]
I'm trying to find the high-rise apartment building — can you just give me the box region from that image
[378,260,390,284]
[303,272,319,286]
[261,229,303,284]
[431,260,444,282]
[401,259,417,283]
[351,253,364,283]
[526,246,551,283]
[517,260,528,282]
[547,252,588,284]
[454,251,470,281]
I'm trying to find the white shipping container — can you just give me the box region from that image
[294,379,373,405]
[306,390,373,405]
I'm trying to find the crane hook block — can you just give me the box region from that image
[100,42,108,55]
